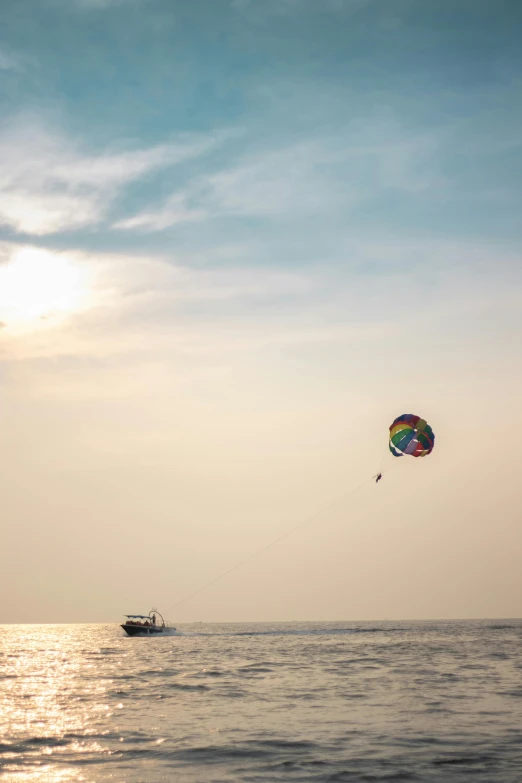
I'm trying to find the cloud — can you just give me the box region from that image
[0,239,314,339]
[113,142,335,231]
[115,122,443,232]
[204,143,339,218]
[0,239,395,369]
[4,235,521,371]
[113,194,207,231]
[0,120,229,236]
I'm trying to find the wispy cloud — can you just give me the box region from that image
[0,238,397,369]
[113,194,207,231]
[115,122,443,232]
[114,142,336,231]
[3,235,520,370]
[0,120,229,236]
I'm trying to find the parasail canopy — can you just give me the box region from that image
[389,413,434,458]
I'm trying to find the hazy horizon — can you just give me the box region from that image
[1,0,521,624]
[3,617,522,627]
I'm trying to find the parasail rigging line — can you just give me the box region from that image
[165,468,393,615]
[164,415,434,615]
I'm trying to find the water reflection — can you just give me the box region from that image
[0,625,115,781]
[2,621,522,783]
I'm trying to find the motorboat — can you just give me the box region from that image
[120,609,174,636]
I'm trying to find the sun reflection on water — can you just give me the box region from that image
[4,621,522,783]
[0,625,117,782]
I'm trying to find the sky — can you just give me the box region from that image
[1,0,521,624]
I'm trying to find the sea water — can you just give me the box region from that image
[1,620,522,782]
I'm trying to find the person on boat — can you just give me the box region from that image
[151,614,156,626]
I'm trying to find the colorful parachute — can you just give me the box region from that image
[389,414,434,458]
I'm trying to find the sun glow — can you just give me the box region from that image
[0,246,91,330]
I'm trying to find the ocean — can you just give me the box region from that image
[1,620,522,782]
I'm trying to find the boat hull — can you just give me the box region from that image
[121,623,166,637]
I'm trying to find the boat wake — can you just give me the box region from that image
[179,626,405,638]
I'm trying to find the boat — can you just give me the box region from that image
[120,609,174,636]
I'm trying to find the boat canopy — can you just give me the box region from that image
[124,614,150,619]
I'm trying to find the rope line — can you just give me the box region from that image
[165,470,386,615]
